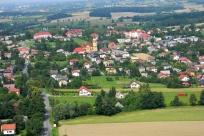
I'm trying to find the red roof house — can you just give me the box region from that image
[34,32,52,39]
[78,86,92,96]
[1,124,16,135]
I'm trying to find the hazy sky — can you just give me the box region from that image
[0,0,74,4]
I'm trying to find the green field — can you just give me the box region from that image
[14,15,46,22]
[73,38,88,45]
[51,89,202,106]
[59,106,204,125]
[52,96,96,105]
[84,76,166,89]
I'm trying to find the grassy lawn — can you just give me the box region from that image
[46,42,56,46]
[25,41,35,47]
[51,96,96,105]
[59,106,204,125]
[73,38,88,45]
[201,31,204,36]
[14,15,46,22]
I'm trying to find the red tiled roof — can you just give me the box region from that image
[78,86,92,93]
[66,29,82,35]
[7,75,14,80]
[73,47,84,53]
[9,88,20,93]
[1,124,16,130]
[34,32,51,37]
[179,57,187,61]
[71,70,80,74]
[3,84,15,89]
[70,59,78,62]
[140,33,150,37]
[91,33,98,38]
[84,62,89,66]
[178,75,189,79]
[18,47,29,52]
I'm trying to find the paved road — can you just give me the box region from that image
[41,92,52,136]
[22,59,28,74]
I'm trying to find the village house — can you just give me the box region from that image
[129,80,140,88]
[69,59,78,65]
[162,63,172,70]
[18,47,29,55]
[178,75,190,82]
[115,92,127,99]
[71,70,80,77]
[65,29,82,37]
[1,124,16,135]
[141,71,148,77]
[100,48,111,54]
[78,86,92,96]
[106,66,117,74]
[158,72,169,78]
[159,52,167,57]
[34,31,52,39]
[84,62,91,69]
[140,33,151,41]
[146,56,155,63]
[115,102,124,108]
[186,68,195,76]
[146,66,157,73]
[117,38,131,44]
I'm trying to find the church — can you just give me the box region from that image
[81,33,98,52]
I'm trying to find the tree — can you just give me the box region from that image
[100,89,106,97]
[71,77,82,88]
[170,96,183,106]
[94,95,104,115]
[13,115,25,130]
[108,86,116,98]
[189,93,197,106]
[199,90,204,105]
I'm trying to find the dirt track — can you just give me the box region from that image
[59,121,204,136]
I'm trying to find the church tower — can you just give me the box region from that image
[92,37,97,51]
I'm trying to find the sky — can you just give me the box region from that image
[0,0,75,4]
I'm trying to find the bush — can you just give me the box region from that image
[106,77,113,81]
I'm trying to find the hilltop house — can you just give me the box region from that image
[78,86,92,96]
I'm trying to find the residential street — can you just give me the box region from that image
[41,92,52,136]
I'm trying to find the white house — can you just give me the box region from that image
[78,86,92,96]
[1,124,16,135]
[115,92,127,99]
[129,80,140,88]
[178,75,190,82]
[117,38,131,44]
[71,70,80,77]
[84,62,91,69]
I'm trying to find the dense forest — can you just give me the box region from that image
[89,10,112,18]
[132,11,204,27]
[47,13,72,21]
[89,6,183,17]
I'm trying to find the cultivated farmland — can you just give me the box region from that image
[59,121,204,136]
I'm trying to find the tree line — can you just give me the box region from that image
[132,11,204,27]
[47,13,72,21]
